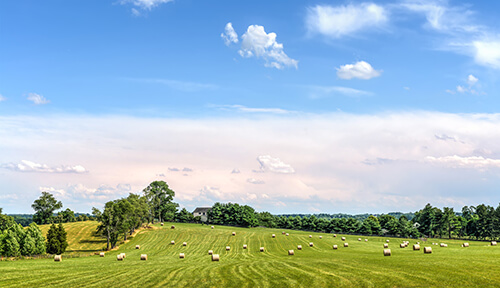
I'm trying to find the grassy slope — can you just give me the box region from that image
[2,222,500,287]
[39,221,106,255]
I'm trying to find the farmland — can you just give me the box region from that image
[1,222,500,287]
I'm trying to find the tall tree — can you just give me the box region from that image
[143,181,175,223]
[32,192,63,225]
[0,208,15,231]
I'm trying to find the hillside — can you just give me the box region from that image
[2,222,500,287]
[39,221,106,255]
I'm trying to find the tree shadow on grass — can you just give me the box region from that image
[79,239,106,244]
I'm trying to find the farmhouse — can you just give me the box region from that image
[192,207,211,222]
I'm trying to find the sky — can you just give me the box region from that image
[1,0,500,215]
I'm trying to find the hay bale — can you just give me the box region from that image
[136,245,140,249]
[226,246,230,251]
[140,254,147,261]
[319,236,323,239]
[333,234,337,237]
[282,231,286,235]
[309,242,314,247]
[179,253,185,259]
[333,245,338,249]
[440,243,447,247]
[120,253,126,259]
[424,247,432,254]
[54,255,62,262]
[243,244,247,249]
[171,225,175,229]
[212,254,220,261]
[309,235,312,238]
[491,241,497,246]
[183,242,187,246]
[297,245,302,250]
[208,250,213,255]
[211,226,214,229]
[232,232,236,236]
[383,249,391,256]
[171,240,175,245]
[341,237,346,241]
[400,243,406,248]
[344,243,349,247]
[260,247,265,252]
[463,243,469,247]
[288,250,294,255]
[386,239,390,243]
[413,244,420,250]
[99,252,105,257]
[358,238,361,241]
[272,234,276,238]
[365,239,368,242]
[286,233,289,236]
[383,243,389,248]
[161,222,164,226]
[117,254,123,261]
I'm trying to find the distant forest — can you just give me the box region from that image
[277,212,416,222]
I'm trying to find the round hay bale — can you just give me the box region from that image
[341,237,346,241]
[282,231,286,235]
[491,241,497,246]
[333,234,337,237]
[140,254,148,261]
[272,234,276,238]
[286,233,289,236]
[117,254,123,261]
[99,252,105,257]
[413,244,420,250]
[463,243,469,247]
[309,235,312,238]
[358,238,361,241]
[288,250,294,255]
[383,243,389,248]
[309,242,314,247]
[183,242,187,246]
[179,253,185,259]
[120,253,126,259]
[232,232,236,236]
[226,246,230,251]
[161,223,164,226]
[386,240,390,243]
[171,225,175,229]
[365,239,368,242]
[424,247,432,254]
[333,245,338,249]
[344,243,349,247]
[208,250,213,255]
[243,244,247,249]
[136,245,140,249]
[383,249,391,256]
[319,236,323,239]
[260,247,265,252]
[212,254,220,261]
[440,243,447,247]
[171,240,175,245]
[400,243,406,248]
[297,245,302,250]
[211,226,214,229]
[54,255,62,262]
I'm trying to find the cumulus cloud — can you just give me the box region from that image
[256,155,295,174]
[306,3,388,38]
[425,155,500,169]
[2,160,87,173]
[40,183,131,201]
[221,22,238,46]
[247,178,265,184]
[336,61,382,80]
[120,0,173,11]
[467,74,478,86]
[473,40,500,69]
[238,25,298,69]
[27,93,49,105]
[447,74,480,94]
[199,186,223,199]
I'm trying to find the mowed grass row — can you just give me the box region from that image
[2,222,500,287]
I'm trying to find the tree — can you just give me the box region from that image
[26,223,46,255]
[32,192,63,225]
[46,223,68,254]
[143,181,176,223]
[1,230,20,257]
[58,208,76,223]
[0,208,15,231]
[176,208,193,223]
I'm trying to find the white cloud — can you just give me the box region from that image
[130,78,218,92]
[220,104,292,114]
[2,160,87,174]
[447,75,480,94]
[467,74,478,86]
[199,186,223,199]
[425,155,500,169]
[306,3,388,38]
[0,94,6,102]
[247,178,265,184]
[336,61,382,80]
[40,183,132,202]
[256,155,295,174]
[473,40,500,69]
[305,85,372,98]
[221,22,238,46]
[231,168,240,174]
[27,93,49,105]
[239,25,298,69]
[121,0,173,11]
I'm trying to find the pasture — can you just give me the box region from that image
[1,222,500,287]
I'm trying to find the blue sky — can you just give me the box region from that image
[1,0,500,214]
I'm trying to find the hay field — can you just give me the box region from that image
[2,222,500,287]
[39,221,106,255]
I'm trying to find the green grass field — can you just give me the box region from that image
[2,222,500,287]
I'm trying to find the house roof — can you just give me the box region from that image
[193,207,212,213]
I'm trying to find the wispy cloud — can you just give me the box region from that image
[221,22,238,46]
[41,183,131,202]
[0,94,6,102]
[2,160,87,173]
[247,178,265,184]
[217,104,293,114]
[306,3,388,38]
[256,155,295,174]
[304,85,373,99]
[127,78,218,92]
[27,93,49,105]
[336,61,382,80]
[425,155,500,169]
[120,0,173,15]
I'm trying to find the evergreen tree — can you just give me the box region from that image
[21,233,36,256]
[57,223,68,254]
[1,230,21,257]
[26,223,46,255]
[46,223,60,254]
